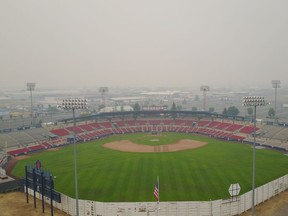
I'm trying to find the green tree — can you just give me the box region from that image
[227,106,240,116]
[133,103,141,111]
[247,107,253,115]
[133,103,140,120]
[91,109,98,114]
[222,107,228,116]
[177,105,182,110]
[208,107,215,112]
[268,108,275,118]
[47,105,60,113]
[171,102,177,120]
[37,119,42,127]
[192,107,198,111]
[171,102,177,111]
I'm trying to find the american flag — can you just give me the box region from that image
[153,181,159,201]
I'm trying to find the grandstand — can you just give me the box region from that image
[1,112,288,163]
[0,128,50,147]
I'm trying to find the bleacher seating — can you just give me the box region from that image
[114,121,126,127]
[228,134,245,141]
[162,119,173,125]
[4,117,288,159]
[8,148,29,157]
[214,122,232,130]
[50,138,66,147]
[78,124,95,131]
[257,125,282,138]
[197,121,211,127]
[226,124,243,132]
[125,120,136,126]
[8,131,36,145]
[182,119,195,126]
[50,128,70,136]
[28,144,45,152]
[137,120,148,125]
[88,122,102,129]
[0,133,19,148]
[99,122,113,128]
[148,119,161,125]
[42,142,52,148]
[280,142,288,151]
[206,121,221,128]
[239,126,259,134]
[66,126,83,133]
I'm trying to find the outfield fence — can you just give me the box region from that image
[27,174,288,216]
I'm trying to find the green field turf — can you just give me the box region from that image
[12,133,288,202]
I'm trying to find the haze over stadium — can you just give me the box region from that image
[1,1,288,216]
[0,0,288,91]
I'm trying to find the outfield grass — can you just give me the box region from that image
[12,133,288,202]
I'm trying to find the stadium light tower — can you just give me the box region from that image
[59,98,88,216]
[27,82,36,127]
[242,96,269,216]
[200,85,210,111]
[99,87,108,112]
[272,80,280,116]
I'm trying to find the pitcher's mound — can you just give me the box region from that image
[103,139,207,152]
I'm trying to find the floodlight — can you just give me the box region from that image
[58,97,88,216]
[26,82,36,127]
[272,80,280,116]
[200,85,210,111]
[242,95,269,216]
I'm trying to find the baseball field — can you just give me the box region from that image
[11,133,288,202]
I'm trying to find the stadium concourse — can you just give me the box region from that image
[0,115,288,162]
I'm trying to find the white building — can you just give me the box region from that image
[99,105,134,113]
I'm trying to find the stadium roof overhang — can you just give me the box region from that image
[56,110,245,124]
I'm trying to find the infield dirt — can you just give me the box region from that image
[103,139,207,152]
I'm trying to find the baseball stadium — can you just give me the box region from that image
[0,110,288,216]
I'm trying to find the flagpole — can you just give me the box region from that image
[154,176,160,216]
[158,176,160,203]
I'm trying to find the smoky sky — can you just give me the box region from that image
[1,0,287,91]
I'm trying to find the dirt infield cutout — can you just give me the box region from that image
[103,139,207,152]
